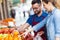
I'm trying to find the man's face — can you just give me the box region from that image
[43,2,51,12]
[32,3,41,14]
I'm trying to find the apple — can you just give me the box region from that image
[4,28,9,34]
[1,28,9,34]
[1,29,4,34]
[0,29,2,34]
[9,28,15,33]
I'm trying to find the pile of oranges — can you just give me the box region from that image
[0,18,24,40]
[2,18,14,23]
[0,30,24,40]
[0,18,15,26]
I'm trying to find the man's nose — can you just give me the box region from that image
[34,9,37,12]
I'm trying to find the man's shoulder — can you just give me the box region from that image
[30,14,36,17]
[28,15,35,20]
[42,10,48,17]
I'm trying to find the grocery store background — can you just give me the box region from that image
[0,0,60,20]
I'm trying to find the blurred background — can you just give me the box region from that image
[0,0,60,40]
[0,0,60,20]
[0,0,32,20]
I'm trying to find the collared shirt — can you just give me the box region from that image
[33,8,60,40]
[26,11,48,26]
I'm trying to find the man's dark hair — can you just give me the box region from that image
[31,0,41,5]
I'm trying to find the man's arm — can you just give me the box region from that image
[33,16,47,32]
[22,16,47,36]
[17,23,30,32]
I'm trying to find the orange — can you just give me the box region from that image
[13,30,19,36]
[0,38,2,40]
[19,36,23,40]
[13,30,20,40]
[4,35,8,40]
[0,35,3,40]
[8,34,13,40]
[13,37,19,40]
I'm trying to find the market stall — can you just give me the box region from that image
[0,18,35,40]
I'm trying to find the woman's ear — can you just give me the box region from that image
[48,2,51,5]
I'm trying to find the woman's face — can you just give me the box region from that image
[43,2,51,12]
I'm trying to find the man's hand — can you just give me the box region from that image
[16,25,25,32]
[17,23,30,32]
[20,28,34,38]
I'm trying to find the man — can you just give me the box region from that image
[29,0,60,40]
[18,0,48,40]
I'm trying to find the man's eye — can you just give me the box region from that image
[33,8,35,9]
[33,8,38,9]
[43,5,45,6]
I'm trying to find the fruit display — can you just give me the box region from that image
[2,18,14,23]
[0,30,24,40]
[0,18,25,40]
[0,27,33,40]
[0,18,33,40]
[0,18,15,27]
[0,28,15,34]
